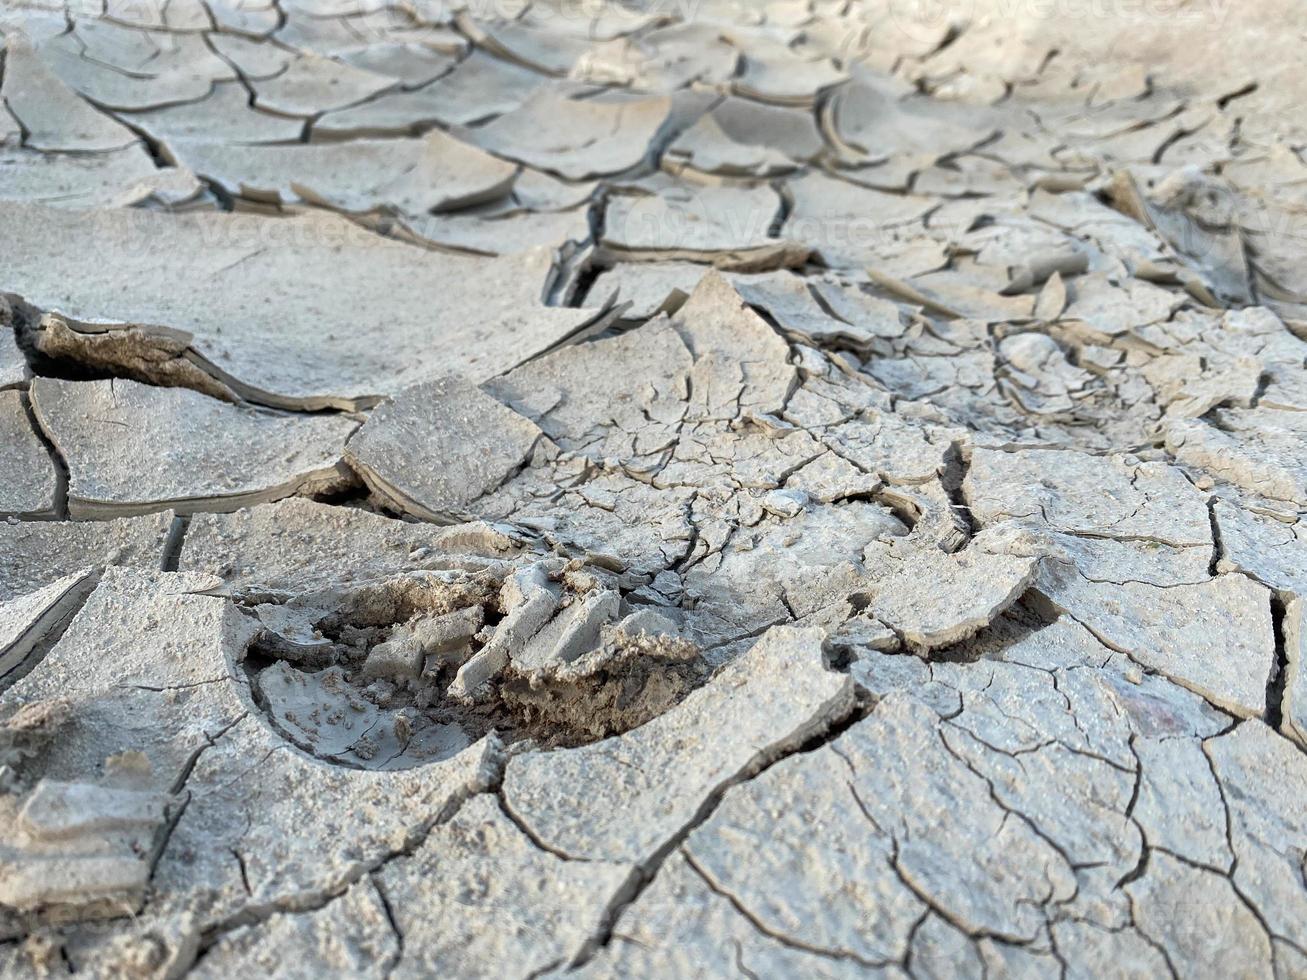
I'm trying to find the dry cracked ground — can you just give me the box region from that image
[0,0,1306,976]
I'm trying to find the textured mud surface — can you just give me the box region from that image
[1,0,1306,976]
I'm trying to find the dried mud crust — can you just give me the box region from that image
[0,0,1306,977]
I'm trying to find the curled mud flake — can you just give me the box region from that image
[822,70,994,165]
[35,30,229,114]
[0,142,200,211]
[27,313,236,402]
[576,22,739,92]
[393,203,594,257]
[728,34,847,107]
[664,97,823,179]
[456,16,593,77]
[601,183,809,272]
[172,130,517,214]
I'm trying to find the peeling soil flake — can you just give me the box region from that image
[1,2,1306,976]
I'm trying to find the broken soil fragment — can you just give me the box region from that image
[345,377,543,525]
[868,545,1040,651]
[30,378,358,519]
[238,561,708,768]
[0,571,96,688]
[0,755,179,923]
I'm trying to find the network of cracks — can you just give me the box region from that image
[0,0,1306,976]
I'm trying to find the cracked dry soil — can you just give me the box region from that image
[1,0,1307,976]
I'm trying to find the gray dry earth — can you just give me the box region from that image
[0,0,1305,977]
